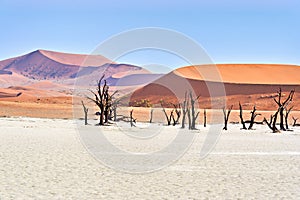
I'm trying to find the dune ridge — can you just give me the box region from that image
[175,64,300,85]
[38,49,114,67]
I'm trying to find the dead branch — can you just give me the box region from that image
[81,101,89,125]
[223,105,233,130]
[248,106,261,130]
[130,109,136,127]
[239,102,247,130]
[273,88,295,131]
[204,109,207,127]
[284,106,293,130]
[263,109,280,133]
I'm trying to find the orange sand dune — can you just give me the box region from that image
[175,64,300,84]
[39,49,113,67]
[112,70,150,79]
[129,64,300,110]
[0,91,20,98]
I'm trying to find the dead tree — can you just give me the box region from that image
[81,101,89,125]
[239,102,247,130]
[264,109,280,133]
[104,88,117,124]
[149,108,154,123]
[189,92,200,130]
[248,106,261,130]
[111,98,120,122]
[223,105,233,130]
[284,106,293,130]
[87,75,106,125]
[172,104,181,125]
[130,109,136,127]
[162,104,174,126]
[292,116,300,126]
[273,88,295,131]
[171,110,177,126]
[187,107,191,129]
[181,92,188,129]
[203,109,207,127]
[87,75,116,125]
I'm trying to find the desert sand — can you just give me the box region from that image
[175,64,300,84]
[0,117,299,199]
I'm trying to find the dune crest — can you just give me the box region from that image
[38,49,113,67]
[175,64,300,85]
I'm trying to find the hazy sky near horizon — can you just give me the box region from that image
[1,0,299,70]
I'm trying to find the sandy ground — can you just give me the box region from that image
[0,117,299,199]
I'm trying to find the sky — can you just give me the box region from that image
[0,0,299,71]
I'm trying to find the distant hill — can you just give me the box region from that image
[0,49,164,102]
[0,49,147,80]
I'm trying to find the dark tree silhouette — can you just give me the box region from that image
[181,92,188,129]
[223,105,233,130]
[81,101,88,125]
[239,102,247,130]
[130,109,136,127]
[203,109,207,128]
[273,88,294,131]
[264,109,280,133]
[87,75,117,125]
[248,106,261,130]
[109,98,120,122]
[162,104,174,126]
[172,103,181,125]
[284,106,293,130]
[189,92,200,130]
[149,108,154,123]
[292,116,300,126]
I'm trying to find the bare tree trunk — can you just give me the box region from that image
[181,111,186,128]
[239,102,247,130]
[113,106,117,121]
[223,105,233,130]
[149,108,154,123]
[81,101,88,125]
[279,107,285,131]
[203,109,207,127]
[292,116,299,126]
[181,92,188,129]
[264,115,273,130]
[272,110,279,133]
[130,109,136,127]
[248,106,260,130]
[171,111,177,126]
[187,108,191,130]
[273,88,295,131]
[99,105,104,125]
[189,92,200,130]
[284,106,293,130]
[172,104,181,125]
[264,109,280,133]
[162,106,173,126]
[169,110,174,126]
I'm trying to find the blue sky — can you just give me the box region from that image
[0,0,299,70]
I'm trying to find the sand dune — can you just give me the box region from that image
[39,49,113,67]
[0,50,146,83]
[175,64,300,84]
[130,64,300,109]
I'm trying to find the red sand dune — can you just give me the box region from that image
[174,64,300,84]
[39,49,114,67]
[129,64,300,110]
[0,50,147,86]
